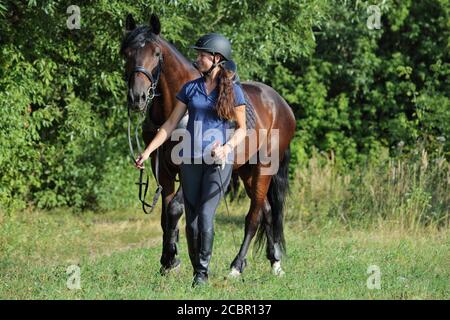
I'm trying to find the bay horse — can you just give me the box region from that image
[120,14,296,277]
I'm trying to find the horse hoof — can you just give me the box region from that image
[228,268,241,278]
[272,261,285,277]
[160,260,181,276]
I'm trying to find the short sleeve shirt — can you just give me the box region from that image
[175,76,246,160]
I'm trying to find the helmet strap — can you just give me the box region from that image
[202,53,225,77]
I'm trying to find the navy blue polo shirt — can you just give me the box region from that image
[175,76,246,160]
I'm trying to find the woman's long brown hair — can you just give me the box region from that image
[215,67,236,121]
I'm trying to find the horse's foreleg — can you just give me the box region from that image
[160,185,184,275]
[229,171,272,277]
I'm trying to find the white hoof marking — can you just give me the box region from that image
[228,268,241,278]
[272,261,285,277]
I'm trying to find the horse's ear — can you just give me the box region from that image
[126,14,136,31]
[150,14,161,35]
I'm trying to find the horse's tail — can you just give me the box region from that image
[255,144,291,258]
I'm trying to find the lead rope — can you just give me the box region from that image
[128,108,163,214]
[127,56,164,214]
[215,162,239,248]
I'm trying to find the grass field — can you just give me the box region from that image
[1,204,448,299]
[1,153,448,299]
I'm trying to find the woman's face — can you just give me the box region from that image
[195,51,221,72]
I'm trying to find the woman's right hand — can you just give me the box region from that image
[135,149,151,169]
[133,101,187,170]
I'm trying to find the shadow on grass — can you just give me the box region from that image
[215,213,244,227]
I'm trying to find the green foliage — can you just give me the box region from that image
[0,0,448,210]
[272,0,449,169]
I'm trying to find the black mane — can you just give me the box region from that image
[120,26,158,55]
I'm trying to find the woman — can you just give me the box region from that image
[135,33,247,287]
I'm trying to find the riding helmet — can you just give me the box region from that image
[190,33,232,61]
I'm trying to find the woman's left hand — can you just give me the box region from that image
[211,141,232,162]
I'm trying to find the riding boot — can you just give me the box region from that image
[192,231,214,287]
[186,230,200,274]
[192,271,208,287]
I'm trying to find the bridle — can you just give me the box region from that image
[127,53,163,214]
[127,54,163,113]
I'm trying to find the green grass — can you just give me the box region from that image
[1,152,448,299]
[0,206,448,299]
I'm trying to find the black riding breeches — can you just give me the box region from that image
[179,160,233,275]
[179,161,233,239]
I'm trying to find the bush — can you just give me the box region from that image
[0,0,448,211]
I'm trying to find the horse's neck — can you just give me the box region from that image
[155,38,199,121]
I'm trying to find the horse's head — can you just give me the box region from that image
[121,14,163,113]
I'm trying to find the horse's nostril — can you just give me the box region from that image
[141,93,146,101]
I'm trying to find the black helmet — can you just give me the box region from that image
[190,33,232,61]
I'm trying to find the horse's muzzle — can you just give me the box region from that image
[128,92,148,113]
[129,103,147,114]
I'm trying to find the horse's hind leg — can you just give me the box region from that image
[160,185,184,275]
[229,167,272,277]
[258,198,284,275]
[227,172,240,201]
[260,199,285,276]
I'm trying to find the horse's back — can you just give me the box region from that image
[240,81,296,144]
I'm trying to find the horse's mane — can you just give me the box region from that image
[120,26,194,69]
[120,26,158,54]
